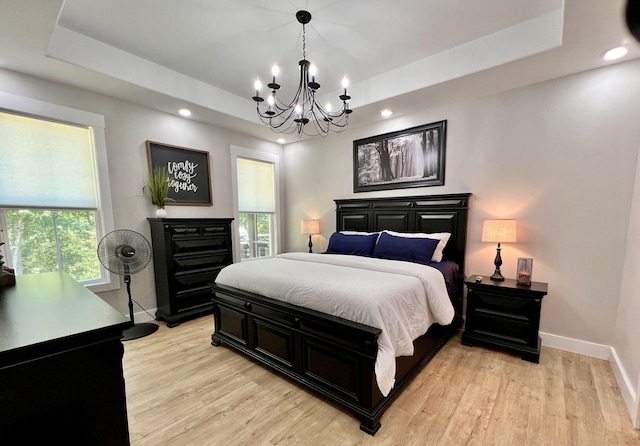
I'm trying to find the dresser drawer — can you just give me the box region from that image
[168,225,201,237]
[203,225,228,235]
[173,252,230,271]
[175,287,212,313]
[172,237,229,253]
[174,269,220,288]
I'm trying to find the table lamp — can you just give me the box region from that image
[482,219,516,281]
[301,220,321,253]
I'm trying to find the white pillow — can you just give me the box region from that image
[382,230,451,262]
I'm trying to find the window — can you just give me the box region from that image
[0,92,115,290]
[3,209,100,280]
[231,146,280,261]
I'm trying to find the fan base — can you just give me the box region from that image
[122,322,159,341]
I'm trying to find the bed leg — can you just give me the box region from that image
[211,334,222,346]
[359,418,381,436]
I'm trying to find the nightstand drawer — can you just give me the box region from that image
[468,313,531,345]
[468,290,537,319]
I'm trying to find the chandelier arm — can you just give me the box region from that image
[257,79,305,121]
[258,99,296,119]
[304,114,330,137]
[257,115,296,134]
[251,10,353,138]
[258,107,299,132]
[313,113,330,136]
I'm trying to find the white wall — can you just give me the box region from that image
[284,59,640,349]
[0,68,283,317]
[615,140,640,427]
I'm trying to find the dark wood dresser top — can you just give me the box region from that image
[0,272,131,364]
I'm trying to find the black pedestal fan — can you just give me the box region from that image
[97,229,159,341]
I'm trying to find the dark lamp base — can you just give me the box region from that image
[122,322,159,341]
[490,243,505,281]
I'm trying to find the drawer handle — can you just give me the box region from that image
[244,301,252,311]
[294,317,301,327]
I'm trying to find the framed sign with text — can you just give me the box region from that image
[146,141,212,205]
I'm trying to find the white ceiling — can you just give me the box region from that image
[1,0,638,143]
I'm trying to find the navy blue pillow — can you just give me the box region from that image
[326,232,378,256]
[372,231,439,265]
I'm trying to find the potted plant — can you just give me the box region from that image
[145,166,173,217]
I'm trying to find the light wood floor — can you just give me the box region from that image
[123,316,639,445]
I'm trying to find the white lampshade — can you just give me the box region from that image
[482,220,516,243]
[301,220,320,235]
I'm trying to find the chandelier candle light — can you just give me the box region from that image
[252,10,352,137]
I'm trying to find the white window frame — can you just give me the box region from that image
[230,145,281,262]
[0,91,117,292]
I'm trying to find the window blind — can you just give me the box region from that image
[0,111,99,209]
[237,157,275,213]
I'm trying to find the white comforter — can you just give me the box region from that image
[215,252,454,396]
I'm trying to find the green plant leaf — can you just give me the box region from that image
[144,166,174,207]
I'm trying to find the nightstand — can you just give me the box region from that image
[461,275,548,363]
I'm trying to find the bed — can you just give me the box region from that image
[210,193,470,434]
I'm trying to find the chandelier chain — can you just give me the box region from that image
[302,23,306,61]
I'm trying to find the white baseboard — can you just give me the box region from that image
[609,348,639,428]
[540,331,638,428]
[539,331,611,360]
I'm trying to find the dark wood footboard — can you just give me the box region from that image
[211,283,457,434]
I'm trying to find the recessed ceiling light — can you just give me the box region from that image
[277,138,286,144]
[380,109,393,117]
[178,108,192,117]
[603,46,627,61]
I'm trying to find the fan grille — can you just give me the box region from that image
[97,229,152,275]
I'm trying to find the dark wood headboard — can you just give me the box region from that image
[334,193,471,318]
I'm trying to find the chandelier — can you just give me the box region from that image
[252,10,352,138]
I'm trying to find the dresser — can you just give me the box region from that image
[0,272,131,445]
[148,218,234,327]
[462,275,548,363]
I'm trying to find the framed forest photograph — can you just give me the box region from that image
[353,120,447,192]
